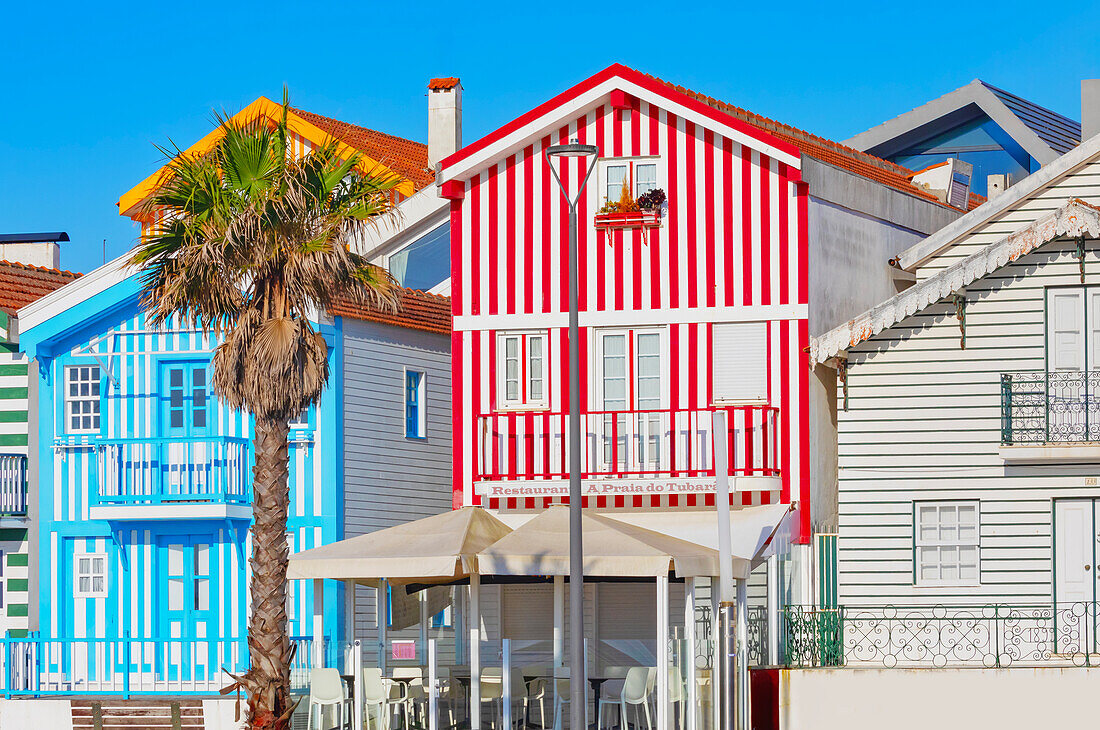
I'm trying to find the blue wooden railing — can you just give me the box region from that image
[0,634,338,697]
[93,436,251,506]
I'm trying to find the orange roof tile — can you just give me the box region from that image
[646,71,983,212]
[428,78,461,90]
[0,261,81,316]
[330,287,451,335]
[288,107,435,191]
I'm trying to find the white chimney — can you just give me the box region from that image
[428,78,462,169]
[1083,80,1100,142]
[0,232,65,269]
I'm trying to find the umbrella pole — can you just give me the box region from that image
[470,571,481,730]
[712,409,737,730]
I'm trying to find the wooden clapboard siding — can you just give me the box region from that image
[71,699,204,728]
[914,159,1100,281]
[838,238,1100,606]
[341,316,453,665]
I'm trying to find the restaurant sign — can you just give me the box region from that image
[477,477,720,498]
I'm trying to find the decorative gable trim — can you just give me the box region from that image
[811,198,1100,365]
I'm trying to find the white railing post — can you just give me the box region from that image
[502,639,511,730]
[353,639,364,730]
[313,578,325,669]
[428,638,438,730]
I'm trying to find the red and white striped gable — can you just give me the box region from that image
[440,65,811,541]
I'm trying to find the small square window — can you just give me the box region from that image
[74,551,109,598]
[914,501,980,587]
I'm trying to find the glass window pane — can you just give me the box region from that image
[636,164,657,195]
[388,224,451,291]
[79,558,90,573]
[170,410,183,429]
[193,390,206,408]
[193,369,205,387]
[79,576,90,593]
[92,576,104,593]
[194,544,209,575]
[193,409,206,428]
[604,335,626,357]
[605,165,628,202]
[167,544,184,574]
[170,369,183,387]
[168,578,184,610]
[195,578,210,611]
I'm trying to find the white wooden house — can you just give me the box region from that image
[808,133,1100,666]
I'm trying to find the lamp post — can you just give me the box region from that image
[546,140,598,730]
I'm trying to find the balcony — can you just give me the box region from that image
[91,436,252,520]
[1000,371,1100,461]
[0,454,27,518]
[474,406,782,500]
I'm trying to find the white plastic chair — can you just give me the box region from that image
[362,667,407,730]
[306,668,347,730]
[392,667,427,727]
[667,667,684,730]
[526,677,552,729]
[597,667,652,730]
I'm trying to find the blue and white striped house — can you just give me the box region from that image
[3,94,457,696]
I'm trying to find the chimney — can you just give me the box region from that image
[1083,80,1100,142]
[0,232,66,269]
[428,77,462,169]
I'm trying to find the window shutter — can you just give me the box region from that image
[712,323,768,402]
[1048,289,1084,371]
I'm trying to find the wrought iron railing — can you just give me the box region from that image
[0,454,27,515]
[1001,370,1100,444]
[476,406,780,483]
[782,603,1100,668]
[93,436,251,506]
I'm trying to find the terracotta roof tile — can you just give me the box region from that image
[289,107,435,191]
[0,260,81,316]
[428,78,461,90]
[645,71,984,212]
[330,287,451,335]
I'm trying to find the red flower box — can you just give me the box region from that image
[593,208,662,231]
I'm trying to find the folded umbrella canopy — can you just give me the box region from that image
[476,505,728,578]
[287,506,512,585]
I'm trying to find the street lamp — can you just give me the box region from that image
[546,140,599,730]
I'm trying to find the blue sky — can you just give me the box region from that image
[2,0,1098,275]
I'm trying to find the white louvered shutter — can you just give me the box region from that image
[712,323,768,402]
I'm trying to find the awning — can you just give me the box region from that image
[476,505,726,578]
[609,502,794,576]
[287,506,512,585]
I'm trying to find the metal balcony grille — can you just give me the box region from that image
[1001,370,1100,444]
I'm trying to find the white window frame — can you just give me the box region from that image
[65,365,103,434]
[74,551,109,598]
[597,156,663,206]
[711,322,770,405]
[403,367,428,439]
[496,332,549,410]
[594,327,668,412]
[914,501,980,587]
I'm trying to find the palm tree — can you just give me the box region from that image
[131,96,400,729]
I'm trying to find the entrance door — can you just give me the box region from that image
[159,535,217,680]
[1054,499,1100,654]
[1045,288,1100,440]
[159,361,211,498]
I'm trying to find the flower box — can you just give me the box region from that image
[593,208,663,231]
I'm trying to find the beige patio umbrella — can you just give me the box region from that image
[287,505,513,585]
[476,504,729,578]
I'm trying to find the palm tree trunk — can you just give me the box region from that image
[244,416,294,729]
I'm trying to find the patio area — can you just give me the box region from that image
[288,503,794,730]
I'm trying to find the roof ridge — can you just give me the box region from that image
[640,68,917,176]
[0,259,82,278]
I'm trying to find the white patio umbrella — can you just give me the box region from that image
[476,504,727,578]
[288,505,512,584]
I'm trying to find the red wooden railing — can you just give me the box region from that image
[474,406,780,482]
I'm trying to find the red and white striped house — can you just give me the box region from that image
[438,65,812,539]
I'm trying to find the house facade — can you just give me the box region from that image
[846,79,1082,196]
[431,64,973,674]
[810,133,1100,666]
[4,96,454,693]
[0,258,80,639]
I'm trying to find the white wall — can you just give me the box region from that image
[777,667,1100,730]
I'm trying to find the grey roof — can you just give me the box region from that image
[981,81,1081,155]
[0,232,69,244]
[845,79,1081,166]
